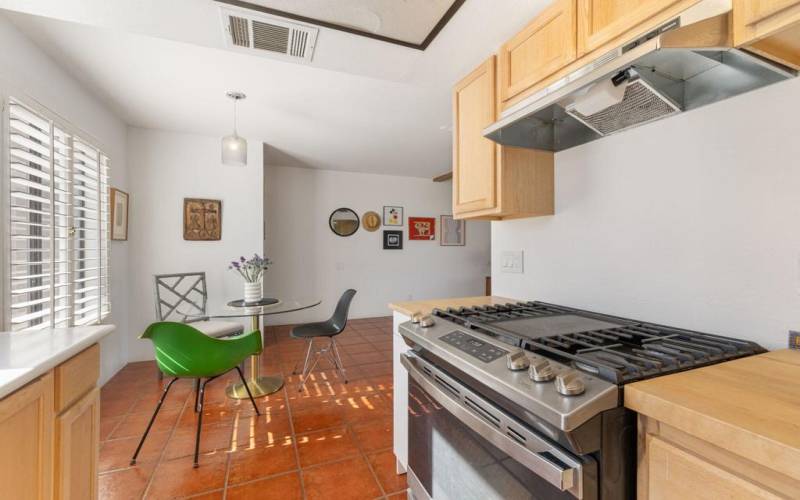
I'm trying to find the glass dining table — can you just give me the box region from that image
[188,297,321,399]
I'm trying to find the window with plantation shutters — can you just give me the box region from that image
[5,97,111,331]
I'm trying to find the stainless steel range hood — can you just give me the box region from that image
[483,1,796,152]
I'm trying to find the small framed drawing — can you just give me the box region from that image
[183,198,222,241]
[440,215,465,246]
[110,188,129,241]
[383,206,403,226]
[409,217,435,240]
[383,230,403,250]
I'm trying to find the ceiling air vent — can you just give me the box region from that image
[220,7,318,63]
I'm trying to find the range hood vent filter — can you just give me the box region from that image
[566,79,680,136]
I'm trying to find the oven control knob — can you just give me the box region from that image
[529,359,555,382]
[506,349,530,371]
[419,315,436,328]
[555,370,586,396]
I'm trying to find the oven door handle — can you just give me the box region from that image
[401,353,586,499]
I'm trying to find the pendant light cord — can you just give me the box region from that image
[233,98,238,137]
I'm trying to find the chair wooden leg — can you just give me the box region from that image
[235,366,261,416]
[131,377,177,465]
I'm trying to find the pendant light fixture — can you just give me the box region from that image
[221,91,247,166]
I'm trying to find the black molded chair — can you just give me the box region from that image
[290,289,357,391]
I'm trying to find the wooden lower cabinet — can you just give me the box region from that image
[638,415,800,499]
[0,344,100,500]
[55,388,100,500]
[0,373,55,500]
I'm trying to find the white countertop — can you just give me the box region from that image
[0,324,115,399]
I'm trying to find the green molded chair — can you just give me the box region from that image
[130,322,263,467]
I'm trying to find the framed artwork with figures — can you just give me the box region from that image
[409,217,435,240]
[183,198,222,240]
[383,205,403,226]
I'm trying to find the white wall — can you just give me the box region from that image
[0,14,129,383]
[492,77,800,350]
[126,128,263,361]
[263,165,491,324]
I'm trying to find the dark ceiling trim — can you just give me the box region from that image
[214,0,466,51]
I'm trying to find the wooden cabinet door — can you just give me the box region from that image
[733,0,800,68]
[55,388,100,500]
[0,373,54,500]
[647,436,781,499]
[453,57,498,215]
[577,0,684,56]
[498,0,577,102]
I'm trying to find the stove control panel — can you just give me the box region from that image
[439,330,508,363]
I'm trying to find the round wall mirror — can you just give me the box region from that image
[329,208,360,237]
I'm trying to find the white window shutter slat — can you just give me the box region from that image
[5,98,111,331]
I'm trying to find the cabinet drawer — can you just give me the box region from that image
[647,435,781,499]
[498,0,577,103]
[55,344,99,413]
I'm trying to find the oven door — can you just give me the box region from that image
[402,353,596,500]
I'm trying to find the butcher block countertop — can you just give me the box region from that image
[625,349,800,480]
[388,296,516,317]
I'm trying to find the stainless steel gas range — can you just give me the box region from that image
[398,301,764,500]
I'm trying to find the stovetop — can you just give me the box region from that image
[433,301,765,384]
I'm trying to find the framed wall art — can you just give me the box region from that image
[409,217,435,240]
[383,206,403,226]
[440,215,465,246]
[183,198,222,240]
[110,188,129,241]
[382,230,403,250]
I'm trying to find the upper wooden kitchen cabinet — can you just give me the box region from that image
[453,56,554,220]
[498,0,577,104]
[577,0,692,56]
[734,0,800,69]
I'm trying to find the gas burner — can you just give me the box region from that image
[433,301,764,384]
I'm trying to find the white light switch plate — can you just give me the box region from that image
[501,251,524,274]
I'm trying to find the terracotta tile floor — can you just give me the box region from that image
[99,317,406,500]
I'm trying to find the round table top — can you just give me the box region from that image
[188,297,322,319]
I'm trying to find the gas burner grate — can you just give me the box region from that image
[433,301,765,384]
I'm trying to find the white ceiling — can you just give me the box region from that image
[239,0,459,45]
[0,0,550,178]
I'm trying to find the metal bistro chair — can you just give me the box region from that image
[131,322,262,467]
[154,272,245,379]
[291,289,357,391]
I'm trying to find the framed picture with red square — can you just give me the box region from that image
[409,217,436,240]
